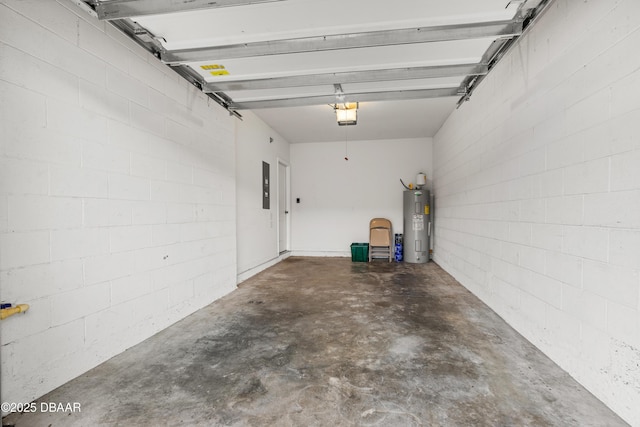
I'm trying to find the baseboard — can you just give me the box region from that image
[237,251,292,284]
[290,250,350,257]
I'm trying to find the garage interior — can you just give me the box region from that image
[1,0,639,425]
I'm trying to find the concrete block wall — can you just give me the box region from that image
[432,0,640,424]
[290,138,432,256]
[0,0,237,407]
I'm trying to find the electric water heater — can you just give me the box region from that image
[403,190,431,263]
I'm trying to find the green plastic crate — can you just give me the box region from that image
[350,243,369,262]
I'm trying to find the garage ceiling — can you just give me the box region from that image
[77,0,551,143]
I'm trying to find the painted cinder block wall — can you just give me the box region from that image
[432,0,640,424]
[290,138,433,256]
[0,0,238,407]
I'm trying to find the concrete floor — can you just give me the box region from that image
[3,257,627,426]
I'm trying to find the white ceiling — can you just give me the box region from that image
[87,0,548,143]
[252,98,459,144]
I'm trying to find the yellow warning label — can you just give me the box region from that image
[200,64,225,70]
[200,64,230,75]
[424,205,430,215]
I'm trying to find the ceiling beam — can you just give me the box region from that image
[228,87,462,110]
[457,0,554,107]
[94,0,288,20]
[170,65,242,118]
[203,63,488,92]
[108,18,165,57]
[162,20,523,63]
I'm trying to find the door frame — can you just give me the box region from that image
[276,158,290,254]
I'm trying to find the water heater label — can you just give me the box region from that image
[424,205,430,215]
[412,214,424,231]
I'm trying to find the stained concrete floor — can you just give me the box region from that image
[3,257,628,426]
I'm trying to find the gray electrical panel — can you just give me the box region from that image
[403,190,431,263]
[262,161,270,209]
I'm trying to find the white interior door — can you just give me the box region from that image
[278,161,289,253]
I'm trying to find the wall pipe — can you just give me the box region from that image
[0,304,30,320]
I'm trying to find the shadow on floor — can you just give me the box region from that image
[2,257,628,426]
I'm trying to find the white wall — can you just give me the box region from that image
[236,110,290,278]
[432,0,640,424]
[291,138,432,255]
[0,0,237,408]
